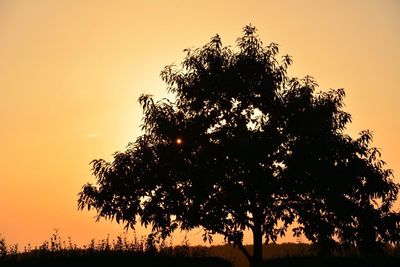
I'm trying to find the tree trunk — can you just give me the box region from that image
[250,222,263,267]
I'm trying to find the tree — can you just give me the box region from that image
[78,25,399,267]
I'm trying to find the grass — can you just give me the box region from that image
[1,231,399,267]
[207,243,400,267]
[0,231,231,267]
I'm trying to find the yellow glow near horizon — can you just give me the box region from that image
[0,0,399,247]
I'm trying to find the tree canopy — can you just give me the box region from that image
[78,25,399,267]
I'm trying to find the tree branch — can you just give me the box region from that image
[208,226,252,262]
[236,242,252,261]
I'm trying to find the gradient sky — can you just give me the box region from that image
[0,0,399,247]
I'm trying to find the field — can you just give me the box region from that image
[1,233,399,267]
[209,243,400,267]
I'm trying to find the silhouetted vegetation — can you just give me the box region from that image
[0,232,231,267]
[210,243,400,267]
[78,25,400,267]
[1,232,400,267]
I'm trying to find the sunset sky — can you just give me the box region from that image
[0,0,399,247]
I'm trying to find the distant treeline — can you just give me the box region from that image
[207,243,400,267]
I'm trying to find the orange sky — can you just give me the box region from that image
[0,0,399,247]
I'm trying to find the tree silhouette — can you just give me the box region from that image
[78,25,399,267]
[282,85,400,255]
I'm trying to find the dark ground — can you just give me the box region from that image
[1,240,399,267]
[0,250,231,267]
[2,249,400,267]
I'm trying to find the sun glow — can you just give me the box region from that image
[176,138,183,145]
